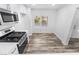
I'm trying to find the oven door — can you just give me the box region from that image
[17,37,28,54]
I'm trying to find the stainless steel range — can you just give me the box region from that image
[0,28,28,54]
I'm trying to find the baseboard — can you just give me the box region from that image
[32,32,54,34]
[54,32,63,45]
[28,33,32,36]
[54,32,68,45]
[70,38,79,39]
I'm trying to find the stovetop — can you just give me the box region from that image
[7,32,25,37]
[0,31,26,42]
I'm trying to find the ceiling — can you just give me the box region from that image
[24,4,69,10]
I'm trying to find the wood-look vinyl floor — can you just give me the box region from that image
[24,33,79,54]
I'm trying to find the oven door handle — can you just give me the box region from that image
[18,35,27,47]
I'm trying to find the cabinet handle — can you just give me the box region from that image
[11,48,16,54]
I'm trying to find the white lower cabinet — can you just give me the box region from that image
[9,45,18,54]
[0,43,19,55]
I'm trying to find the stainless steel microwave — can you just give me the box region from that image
[0,8,19,30]
[0,12,14,23]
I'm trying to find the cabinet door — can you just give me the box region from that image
[0,4,7,9]
[10,46,19,54]
[10,4,20,13]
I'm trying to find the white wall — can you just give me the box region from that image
[55,5,76,45]
[31,8,56,33]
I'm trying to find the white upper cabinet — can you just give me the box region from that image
[0,4,11,10]
[9,4,20,13]
[0,4,7,9]
[9,4,27,14]
[0,4,31,15]
[19,5,31,14]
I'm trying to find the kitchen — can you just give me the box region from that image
[0,4,30,54]
[0,4,79,54]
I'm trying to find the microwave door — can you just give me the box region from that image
[1,13,14,22]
